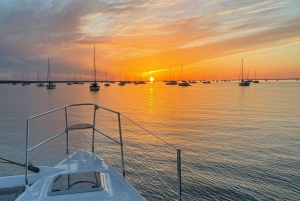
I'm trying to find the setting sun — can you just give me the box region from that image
[149,77,154,82]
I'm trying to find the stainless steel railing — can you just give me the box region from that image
[25,103,125,185]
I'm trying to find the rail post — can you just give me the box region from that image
[25,119,30,186]
[177,148,182,201]
[117,113,125,177]
[92,105,98,152]
[65,107,69,155]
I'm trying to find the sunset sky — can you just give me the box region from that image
[0,0,300,81]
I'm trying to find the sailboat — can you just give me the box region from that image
[238,59,250,86]
[202,73,211,84]
[166,64,177,85]
[22,73,26,86]
[36,70,45,87]
[90,46,100,91]
[104,69,110,86]
[46,58,56,89]
[253,71,259,83]
[136,67,146,84]
[178,63,191,86]
[12,76,16,85]
[118,70,126,86]
[67,75,73,85]
[79,75,84,84]
[202,80,211,84]
[203,76,211,84]
[73,76,79,84]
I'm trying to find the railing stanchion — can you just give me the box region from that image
[92,105,97,152]
[177,148,182,201]
[118,113,125,177]
[25,119,30,186]
[65,107,69,155]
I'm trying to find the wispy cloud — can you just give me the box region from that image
[0,0,299,79]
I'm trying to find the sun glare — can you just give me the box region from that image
[150,77,154,82]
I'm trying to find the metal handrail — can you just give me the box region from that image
[28,131,66,152]
[94,128,120,144]
[25,103,125,186]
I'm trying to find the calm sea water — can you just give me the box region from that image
[0,81,299,200]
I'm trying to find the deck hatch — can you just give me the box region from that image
[48,171,104,196]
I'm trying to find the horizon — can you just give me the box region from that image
[0,0,300,81]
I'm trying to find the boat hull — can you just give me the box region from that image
[238,82,250,86]
[46,84,56,89]
[36,83,45,87]
[90,86,100,91]
[0,151,144,201]
[90,83,100,91]
[178,81,190,86]
[166,81,178,85]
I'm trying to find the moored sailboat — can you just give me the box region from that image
[178,63,191,86]
[104,69,110,86]
[36,70,45,87]
[238,59,250,86]
[136,67,146,84]
[89,45,100,91]
[46,58,56,89]
[166,64,178,85]
[118,70,126,86]
[253,71,259,83]
[79,75,84,84]
[22,73,26,86]
[67,75,73,85]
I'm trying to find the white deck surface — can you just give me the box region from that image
[11,151,144,201]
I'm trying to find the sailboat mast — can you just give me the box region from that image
[241,59,244,82]
[181,63,183,81]
[170,64,171,82]
[48,58,50,84]
[94,45,96,83]
[38,70,39,82]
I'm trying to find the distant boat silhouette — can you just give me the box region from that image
[253,71,259,83]
[22,73,26,86]
[166,64,177,85]
[67,75,73,85]
[202,74,210,84]
[203,77,211,84]
[36,70,45,87]
[73,76,79,84]
[238,59,250,86]
[104,69,110,87]
[79,75,84,84]
[136,67,146,84]
[89,45,100,91]
[46,58,56,89]
[118,70,126,86]
[178,63,191,86]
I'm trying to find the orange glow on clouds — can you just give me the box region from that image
[1,0,300,81]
